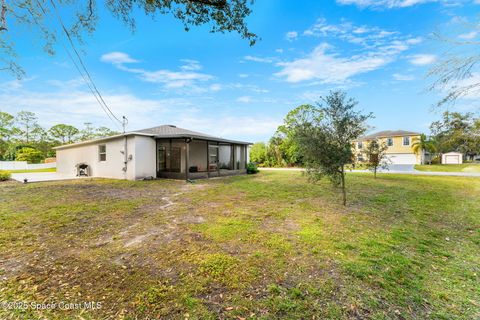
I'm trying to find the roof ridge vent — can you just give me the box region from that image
[168,125,177,128]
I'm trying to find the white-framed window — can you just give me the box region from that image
[357,141,363,149]
[387,137,393,147]
[403,137,410,146]
[99,144,106,161]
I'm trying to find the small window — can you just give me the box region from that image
[357,142,363,149]
[99,144,106,161]
[387,137,393,147]
[403,137,410,146]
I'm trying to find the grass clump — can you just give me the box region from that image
[0,170,11,181]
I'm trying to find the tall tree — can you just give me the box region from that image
[16,111,38,143]
[49,124,79,143]
[0,111,15,141]
[289,91,372,206]
[430,111,479,159]
[80,122,94,141]
[363,139,389,178]
[1,0,257,78]
[95,126,119,138]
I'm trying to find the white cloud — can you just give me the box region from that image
[100,52,139,64]
[177,115,281,139]
[393,73,415,81]
[408,54,437,65]
[243,55,275,63]
[458,31,478,39]
[274,19,423,84]
[101,52,215,92]
[0,77,281,142]
[180,59,202,71]
[286,31,298,41]
[237,96,252,103]
[275,41,409,84]
[209,83,222,92]
[336,0,451,9]
[0,87,173,130]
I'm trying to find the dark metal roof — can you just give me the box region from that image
[133,125,251,145]
[54,125,251,150]
[358,130,421,141]
[135,125,217,138]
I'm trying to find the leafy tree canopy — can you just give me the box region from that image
[288,91,372,206]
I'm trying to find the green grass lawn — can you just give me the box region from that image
[0,172,479,319]
[5,167,56,173]
[415,164,480,173]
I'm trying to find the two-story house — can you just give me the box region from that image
[353,130,422,165]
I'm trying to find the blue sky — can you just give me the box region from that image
[1,0,479,142]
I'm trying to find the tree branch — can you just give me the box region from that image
[188,0,227,8]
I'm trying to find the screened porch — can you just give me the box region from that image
[156,138,248,179]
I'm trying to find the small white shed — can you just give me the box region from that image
[442,152,463,164]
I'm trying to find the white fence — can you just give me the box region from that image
[0,161,57,171]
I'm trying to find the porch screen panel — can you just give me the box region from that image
[157,140,170,172]
[189,140,208,172]
[219,144,233,170]
[235,145,246,170]
[171,139,185,173]
[208,143,218,171]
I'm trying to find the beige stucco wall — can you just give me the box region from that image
[353,135,422,164]
[56,135,156,180]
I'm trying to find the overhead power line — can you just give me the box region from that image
[35,0,123,130]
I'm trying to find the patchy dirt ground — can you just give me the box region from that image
[0,173,479,319]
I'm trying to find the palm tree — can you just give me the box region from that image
[412,134,438,164]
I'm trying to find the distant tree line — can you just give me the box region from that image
[0,110,119,163]
[251,110,480,167]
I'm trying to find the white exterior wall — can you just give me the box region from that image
[56,135,156,180]
[442,152,463,164]
[386,153,419,165]
[134,136,157,179]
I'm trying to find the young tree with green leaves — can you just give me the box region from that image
[16,147,44,163]
[250,142,267,164]
[363,139,389,178]
[288,91,372,206]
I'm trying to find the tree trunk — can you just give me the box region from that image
[374,166,377,179]
[340,166,346,206]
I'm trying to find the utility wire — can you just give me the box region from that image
[28,2,117,127]
[36,0,123,129]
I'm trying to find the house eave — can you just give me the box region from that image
[53,132,154,150]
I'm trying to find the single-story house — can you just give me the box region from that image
[54,125,251,180]
[353,130,423,165]
[442,152,463,164]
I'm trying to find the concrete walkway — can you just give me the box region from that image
[259,167,480,177]
[11,172,84,183]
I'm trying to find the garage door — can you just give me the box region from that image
[386,154,417,165]
[445,155,460,164]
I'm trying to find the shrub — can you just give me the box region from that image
[246,162,259,174]
[16,147,44,163]
[0,170,11,181]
